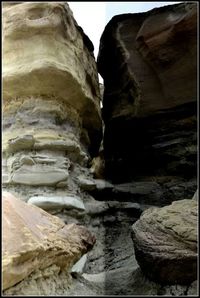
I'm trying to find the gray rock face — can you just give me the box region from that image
[77,176,97,191]
[28,195,85,211]
[12,166,69,186]
[132,199,197,284]
[71,254,87,274]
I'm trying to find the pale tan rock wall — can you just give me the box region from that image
[3,192,95,291]
[2,2,102,204]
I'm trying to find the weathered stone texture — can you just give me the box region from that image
[2,2,198,296]
[2,2,102,204]
[2,192,95,291]
[97,2,197,186]
[98,2,197,120]
[3,2,101,123]
[28,195,86,211]
[132,199,197,284]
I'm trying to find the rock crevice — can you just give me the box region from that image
[2,1,198,296]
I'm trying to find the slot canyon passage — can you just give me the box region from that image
[2,2,198,296]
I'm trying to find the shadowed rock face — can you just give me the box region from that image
[2,192,95,291]
[132,199,197,284]
[2,2,102,203]
[97,2,197,184]
[95,4,198,289]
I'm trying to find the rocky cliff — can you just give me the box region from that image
[95,2,198,293]
[2,1,198,296]
[97,3,197,202]
[2,2,102,210]
[2,2,102,295]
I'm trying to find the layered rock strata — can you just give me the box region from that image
[2,2,102,209]
[2,192,95,292]
[132,199,197,284]
[2,1,198,296]
[96,2,198,291]
[97,2,197,193]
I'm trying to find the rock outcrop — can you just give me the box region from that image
[96,3,198,292]
[97,2,197,196]
[2,192,95,293]
[98,2,197,119]
[132,199,197,284]
[2,1,198,296]
[2,2,102,207]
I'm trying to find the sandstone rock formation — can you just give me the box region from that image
[2,2,102,206]
[97,2,197,196]
[95,3,198,290]
[98,2,197,119]
[2,1,198,296]
[132,199,197,284]
[2,192,95,292]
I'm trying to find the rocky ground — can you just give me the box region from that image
[67,194,198,296]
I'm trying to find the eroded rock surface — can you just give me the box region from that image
[2,2,198,296]
[98,2,197,120]
[2,2,102,205]
[2,192,95,292]
[97,2,197,198]
[132,199,197,284]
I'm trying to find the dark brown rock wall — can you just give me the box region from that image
[97,3,197,191]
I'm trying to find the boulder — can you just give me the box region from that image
[132,199,197,284]
[2,192,95,291]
